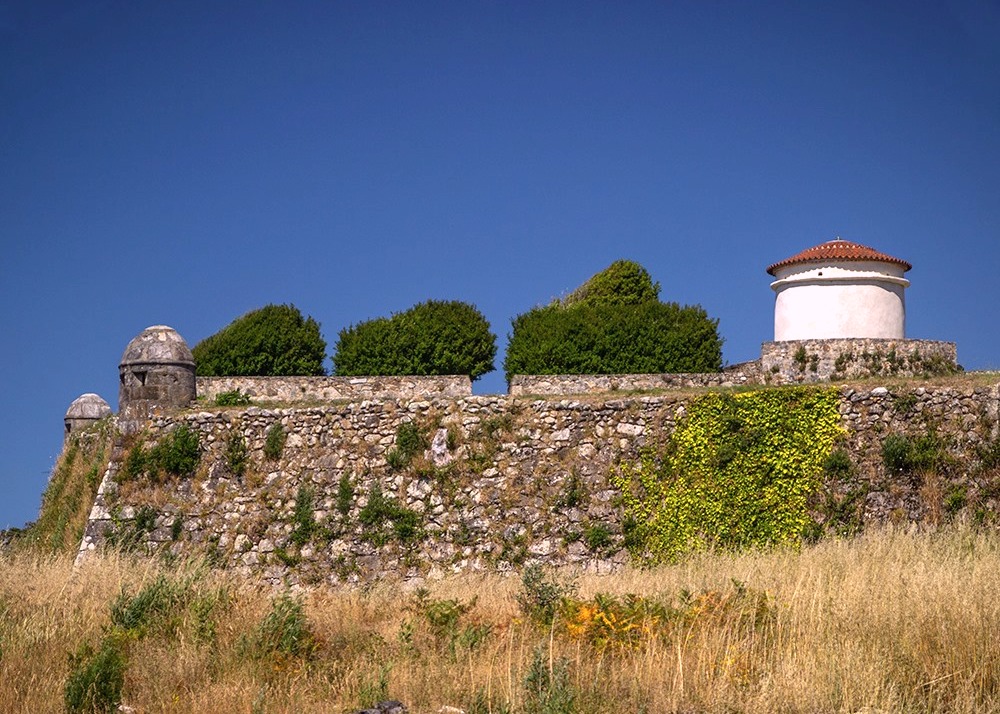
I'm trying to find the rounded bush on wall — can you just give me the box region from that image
[333,300,496,381]
[192,304,327,377]
[503,261,723,382]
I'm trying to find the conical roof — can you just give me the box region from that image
[766,239,911,276]
[119,325,194,367]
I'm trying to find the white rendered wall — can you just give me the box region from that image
[771,261,909,341]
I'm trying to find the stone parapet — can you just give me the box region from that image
[509,363,762,396]
[196,375,472,403]
[761,339,958,383]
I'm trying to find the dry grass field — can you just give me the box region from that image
[3,524,1000,713]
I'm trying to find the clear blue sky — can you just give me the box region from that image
[2,1,998,529]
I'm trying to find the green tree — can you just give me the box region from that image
[333,300,496,381]
[561,259,660,307]
[193,304,327,376]
[504,261,722,381]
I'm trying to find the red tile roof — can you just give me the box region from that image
[766,239,911,276]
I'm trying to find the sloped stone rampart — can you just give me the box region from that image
[196,375,472,403]
[77,379,1000,585]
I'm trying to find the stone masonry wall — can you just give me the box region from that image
[509,362,762,396]
[78,378,1000,586]
[761,339,958,383]
[197,375,472,404]
[507,340,957,396]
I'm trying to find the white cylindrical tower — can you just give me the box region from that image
[767,239,911,341]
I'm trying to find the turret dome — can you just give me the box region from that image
[64,393,112,440]
[65,393,112,421]
[118,325,197,417]
[120,325,194,367]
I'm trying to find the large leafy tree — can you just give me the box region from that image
[333,300,496,381]
[504,260,722,381]
[193,304,327,376]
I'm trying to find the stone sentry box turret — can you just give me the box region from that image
[64,393,112,442]
[118,325,196,420]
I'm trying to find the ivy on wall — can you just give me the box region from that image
[612,387,844,563]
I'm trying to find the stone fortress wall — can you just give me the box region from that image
[760,338,957,383]
[77,377,1000,586]
[67,240,976,583]
[197,375,472,404]
[508,339,956,396]
[65,289,969,587]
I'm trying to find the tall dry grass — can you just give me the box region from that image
[2,525,1000,713]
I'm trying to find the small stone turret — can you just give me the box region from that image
[64,393,112,441]
[119,325,196,419]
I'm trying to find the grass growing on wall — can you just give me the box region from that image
[25,420,114,554]
[613,387,844,563]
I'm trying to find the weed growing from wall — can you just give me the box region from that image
[119,425,201,484]
[556,471,587,509]
[289,484,318,546]
[613,387,844,563]
[336,473,354,516]
[805,449,866,540]
[793,346,809,371]
[834,350,854,374]
[263,423,286,460]
[465,414,514,472]
[104,505,158,553]
[976,431,1000,473]
[155,425,201,477]
[122,444,146,480]
[386,421,428,471]
[882,431,953,476]
[359,485,423,546]
[892,392,919,414]
[822,448,854,480]
[945,485,967,516]
[582,523,613,555]
[214,389,252,407]
[225,432,249,477]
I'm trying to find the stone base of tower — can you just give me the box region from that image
[761,338,958,383]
